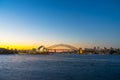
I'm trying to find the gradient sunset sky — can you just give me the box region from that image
[0,0,120,49]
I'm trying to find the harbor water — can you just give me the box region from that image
[0,53,120,80]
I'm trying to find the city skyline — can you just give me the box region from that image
[0,0,120,49]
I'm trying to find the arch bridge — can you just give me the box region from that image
[38,44,79,53]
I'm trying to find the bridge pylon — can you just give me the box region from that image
[79,48,83,54]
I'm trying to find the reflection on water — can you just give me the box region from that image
[0,53,120,80]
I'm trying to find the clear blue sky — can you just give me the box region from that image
[0,0,120,49]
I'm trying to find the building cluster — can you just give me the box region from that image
[80,47,120,54]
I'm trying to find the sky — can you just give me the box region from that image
[0,0,120,49]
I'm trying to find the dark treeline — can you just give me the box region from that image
[0,48,18,54]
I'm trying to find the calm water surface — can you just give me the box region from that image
[0,53,120,80]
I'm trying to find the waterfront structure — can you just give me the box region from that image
[79,48,83,54]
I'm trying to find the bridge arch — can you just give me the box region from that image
[47,44,78,51]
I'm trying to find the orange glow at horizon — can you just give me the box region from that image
[0,43,79,50]
[0,41,101,50]
[0,42,39,50]
[0,45,37,50]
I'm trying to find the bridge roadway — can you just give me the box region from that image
[47,49,77,53]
